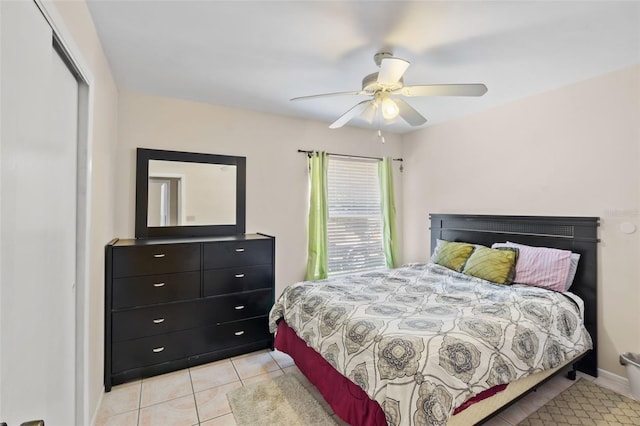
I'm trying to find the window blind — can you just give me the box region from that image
[327,157,386,275]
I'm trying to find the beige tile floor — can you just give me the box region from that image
[97,349,634,426]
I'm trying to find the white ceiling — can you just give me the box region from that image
[86,0,640,134]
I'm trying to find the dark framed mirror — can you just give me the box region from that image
[135,148,246,238]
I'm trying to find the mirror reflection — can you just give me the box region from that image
[147,160,237,227]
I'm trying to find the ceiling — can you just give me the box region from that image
[86,1,640,134]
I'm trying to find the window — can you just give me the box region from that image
[327,157,385,275]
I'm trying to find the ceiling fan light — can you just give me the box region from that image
[381,97,399,120]
[360,102,377,123]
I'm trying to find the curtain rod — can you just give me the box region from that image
[297,149,403,163]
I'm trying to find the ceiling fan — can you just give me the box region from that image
[291,51,488,129]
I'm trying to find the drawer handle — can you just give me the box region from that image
[153,254,166,258]
[234,331,245,336]
[152,347,165,353]
[153,318,165,324]
[235,273,245,278]
[235,248,245,253]
[234,305,245,310]
[153,282,166,287]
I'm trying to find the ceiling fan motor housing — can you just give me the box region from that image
[362,72,403,93]
[373,51,394,67]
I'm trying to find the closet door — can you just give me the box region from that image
[1,1,78,424]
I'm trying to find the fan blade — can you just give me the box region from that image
[394,99,427,126]
[399,84,488,97]
[290,90,365,101]
[329,100,372,129]
[377,57,410,86]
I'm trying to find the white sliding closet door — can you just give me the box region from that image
[1,1,78,424]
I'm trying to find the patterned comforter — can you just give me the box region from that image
[268,263,592,426]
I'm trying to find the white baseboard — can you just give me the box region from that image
[598,367,630,385]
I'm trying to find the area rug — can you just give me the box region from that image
[518,378,640,425]
[227,374,337,426]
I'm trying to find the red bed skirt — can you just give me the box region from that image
[275,320,387,425]
[274,320,507,425]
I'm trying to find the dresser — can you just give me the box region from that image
[104,233,275,391]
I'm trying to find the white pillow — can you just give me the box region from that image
[564,253,581,291]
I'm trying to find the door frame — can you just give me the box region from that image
[32,1,94,424]
[149,172,186,226]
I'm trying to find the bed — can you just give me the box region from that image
[269,214,599,425]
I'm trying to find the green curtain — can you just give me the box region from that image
[305,152,329,280]
[378,157,399,268]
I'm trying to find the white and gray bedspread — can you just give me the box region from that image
[268,263,592,426]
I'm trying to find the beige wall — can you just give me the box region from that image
[117,92,403,297]
[51,1,119,423]
[402,65,640,376]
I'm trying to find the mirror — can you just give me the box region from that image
[135,148,246,238]
[147,160,237,227]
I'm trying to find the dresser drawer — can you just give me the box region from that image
[203,239,272,269]
[205,316,271,350]
[113,271,200,309]
[112,329,200,373]
[111,317,271,373]
[113,244,200,278]
[112,301,204,342]
[208,290,273,324]
[203,265,272,297]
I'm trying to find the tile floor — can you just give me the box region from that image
[96,349,634,426]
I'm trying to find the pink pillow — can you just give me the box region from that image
[491,242,571,292]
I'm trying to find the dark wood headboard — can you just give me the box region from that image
[429,213,599,377]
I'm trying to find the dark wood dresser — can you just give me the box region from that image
[104,233,275,391]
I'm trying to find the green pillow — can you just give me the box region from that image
[462,246,519,285]
[433,241,475,272]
